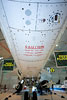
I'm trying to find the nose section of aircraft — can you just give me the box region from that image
[0,0,67,77]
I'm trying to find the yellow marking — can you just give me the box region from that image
[3,62,14,67]
[57,55,67,60]
[50,68,55,72]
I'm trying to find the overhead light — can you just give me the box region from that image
[56,44,58,47]
[21,80,24,84]
[0,57,3,60]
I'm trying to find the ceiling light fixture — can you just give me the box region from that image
[56,44,58,47]
[0,57,3,60]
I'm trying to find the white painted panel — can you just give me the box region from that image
[2,0,37,30]
[2,0,67,31]
[18,60,44,77]
[37,3,67,30]
[0,0,67,77]
[8,0,67,3]
[10,28,60,61]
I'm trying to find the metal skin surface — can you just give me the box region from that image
[0,0,67,77]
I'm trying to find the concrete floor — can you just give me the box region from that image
[0,91,67,100]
